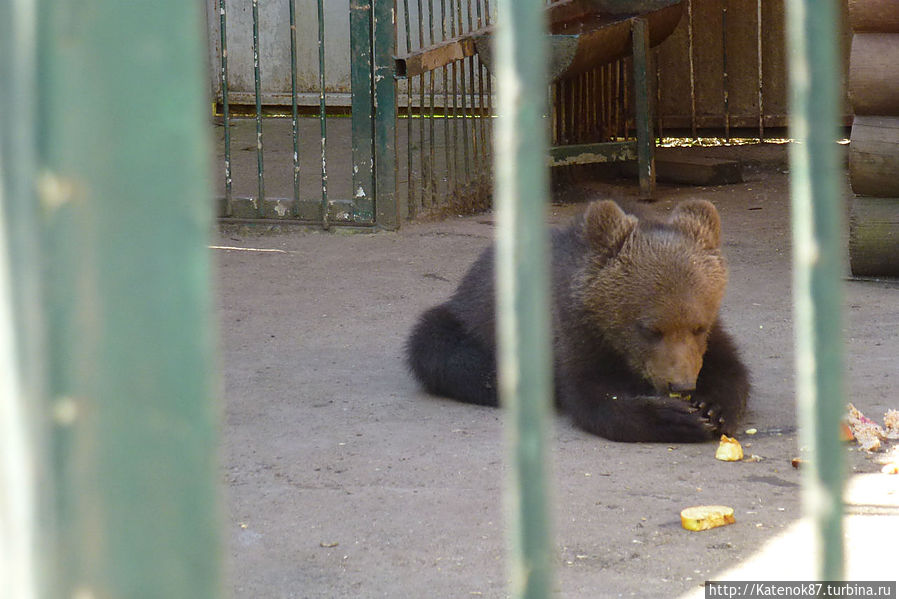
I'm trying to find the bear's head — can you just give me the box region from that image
[578,199,728,395]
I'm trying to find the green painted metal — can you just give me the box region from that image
[219,0,233,215]
[428,0,439,208]
[36,0,221,596]
[403,0,417,218]
[1,0,48,596]
[493,1,554,598]
[350,0,376,224]
[631,17,655,198]
[418,0,429,211]
[721,0,730,140]
[317,0,330,229]
[252,0,266,216]
[456,0,471,177]
[374,0,399,229]
[785,0,846,581]
[289,0,301,215]
[441,0,455,190]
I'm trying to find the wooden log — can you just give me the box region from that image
[849,196,899,277]
[849,33,899,115]
[619,147,743,185]
[850,115,899,196]
[849,0,899,33]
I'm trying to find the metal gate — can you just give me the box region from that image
[208,0,393,228]
[207,0,849,229]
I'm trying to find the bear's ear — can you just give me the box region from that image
[583,200,637,257]
[670,199,721,250]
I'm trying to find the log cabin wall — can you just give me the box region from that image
[846,0,899,278]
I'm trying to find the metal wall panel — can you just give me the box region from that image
[207,0,353,106]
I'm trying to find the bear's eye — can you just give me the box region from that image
[637,323,663,342]
[692,325,708,336]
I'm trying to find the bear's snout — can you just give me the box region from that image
[667,381,696,395]
[644,335,705,396]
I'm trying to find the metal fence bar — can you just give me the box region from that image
[402,0,416,218]
[493,0,553,597]
[757,0,764,139]
[253,0,265,218]
[721,0,730,140]
[428,0,439,207]
[36,0,221,595]
[252,0,265,216]
[455,0,471,177]
[219,0,233,215]
[632,17,655,198]
[350,0,376,223]
[466,1,479,166]
[1,0,45,595]
[289,0,301,214]
[317,0,330,229]
[418,0,428,211]
[483,0,495,147]
[686,0,697,136]
[449,2,461,179]
[374,0,399,229]
[785,0,846,581]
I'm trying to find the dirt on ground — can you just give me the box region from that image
[214,145,898,598]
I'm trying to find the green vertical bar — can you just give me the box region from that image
[402,0,417,218]
[493,1,553,598]
[428,0,439,206]
[219,0,233,215]
[1,0,48,596]
[37,0,221,596]
[441,0,454,192]
[632,17,655,198]
[418,0,428,208]
[317,0,330,229]
[350,0,376,223]
[374,0,399,229]
[785,0,845,581]
[455,0,471,177]
[289,0,301,215]
[721,0,730,141]
[252,0,265,216]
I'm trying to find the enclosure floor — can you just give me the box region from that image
[214,146,899,598]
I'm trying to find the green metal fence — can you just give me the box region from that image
[493,1,553,596]
[2,1,221,597]
[785,0,846,581]
[1,0,849,596]
[213,0,381,227]
[393,0,496,219]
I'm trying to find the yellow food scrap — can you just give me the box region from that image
[884,409,899,440]
[847,403,887,453]
[715,435,744,462]
[680,505,735,531]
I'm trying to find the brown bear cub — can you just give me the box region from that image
[406,199,749,442]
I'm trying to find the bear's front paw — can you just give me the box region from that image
[640,395,720,442]
[684,396,737,435]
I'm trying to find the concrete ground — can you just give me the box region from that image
[213,144,899,598]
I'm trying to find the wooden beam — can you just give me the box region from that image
[395,29,487,78]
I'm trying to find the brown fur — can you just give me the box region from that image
[406,198,749,442]
[576,200,728,394]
